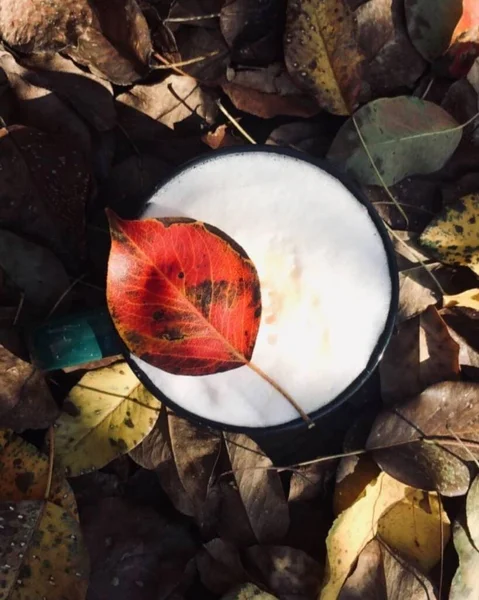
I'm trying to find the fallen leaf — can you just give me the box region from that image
[0,500,89,599]
[450,512,479,600]
[379,306,460,405]
[445,0,479,78]
[0,230,69,312]
[0,429,77,517]
[66,0,152,85]
[174,26,230,84]
[19,52,116,132]
[244,545,322,600]
[197,538,247,595]
[333,454,380,516]
[327,96,462,186]
[0,50,92,152]
[445,289,479,311]
[321,472,407,600]
[116,74,217,131]
[419,193,479,276]
[54,361,161,476]
[284,0,364,115]
[106,213,261,375]
[466,473,479,548]
[405,0,462,61]
[367,381,479,495]
[202,124,244,149]
[220,0,285,64]
[223,64,320,118]
[339,538,437,599]
[354,0,427,100]
[377,488,450,571]
[0,344,59,432]
[225,434,290,544]
[266,121,333,156]
[0,125,90,270]
[0,0,91,52]
[81,496,198,600]
[221,583,278,600]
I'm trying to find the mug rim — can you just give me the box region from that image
[123,145,399,436]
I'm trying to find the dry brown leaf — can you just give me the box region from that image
[380,306,460,405]
[0,345,58,431]
[0,50,92,152]
[225,434,290,545]
[174,26,230,85]
[20,52,116,132]
[223,64,320,118]
[266,121,332,156]
[339,538,437,599]
[284,0,363,115]
[244,546,322,600]
[117,74,217,130]
[197,538,247,595]
[354,0,427,100]
[0,125,90,269]
[367,381,478,495]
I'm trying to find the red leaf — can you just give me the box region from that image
[446,0,479,77]
[106,211,261,376]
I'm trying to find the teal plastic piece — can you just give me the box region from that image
[28,308,123,371]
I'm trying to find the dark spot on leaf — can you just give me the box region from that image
[15,472,34,494]
[160,327,184,341]
[178,271,184,279]
[153,310,165,322]
[124,417,134,428]
[254,306,262,319]
[454,225,464,234]
[469,216,476,224]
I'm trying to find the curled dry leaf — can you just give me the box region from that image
[106,212,261,375]
[379,306,460,405]
[328,96,462,186]
[54,361,161,476]
[367,381,479,495]
[0,230,69,312]
[223,64,320,118]
[450,512,479,600]
[0,500,89,600]
[405,0,463,61]
[0,344,59,432]
[284,0,363,115]
[354,0,427,100]
[0,125,90,270]
[0,429,77,518]
[339,538,437,600]
[420,193,479,276]
[225,434,290,545]
[116,74,217,132]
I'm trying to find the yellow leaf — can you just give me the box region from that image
[54,362,161,476]
[420,193,479,275]
[378,488,450,572]
[0,500,89,600]
[284,0,363,115]
[320,473,408,600]
[333,455,380,516]
[444,288,479,311]
[0,429,77,518]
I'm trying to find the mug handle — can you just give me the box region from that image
[28,308,123,371]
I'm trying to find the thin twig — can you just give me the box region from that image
[352,115,409,227]
[446,425,479,469]
[166,13,220,23]
[154,52,191,78]
[217,100,257,145]
[44,427,55,500]
[13,292,25,326]
[155,51,219,70]
[421,77,435,100]
[45,274,86,321]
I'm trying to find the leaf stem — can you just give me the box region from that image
[216,99,257,145]
[154,51,219,70]
[44,426,55,500]
[165,13,220,23]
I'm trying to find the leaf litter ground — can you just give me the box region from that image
[1,0,479,598]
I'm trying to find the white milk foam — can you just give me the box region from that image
[132,151,392,427]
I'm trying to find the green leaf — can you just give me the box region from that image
[405,0,463,61]
[327,96,462,186]
[54,361,161,476]
[419,193,479,275]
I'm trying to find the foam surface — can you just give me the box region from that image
[132,151,392,427]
